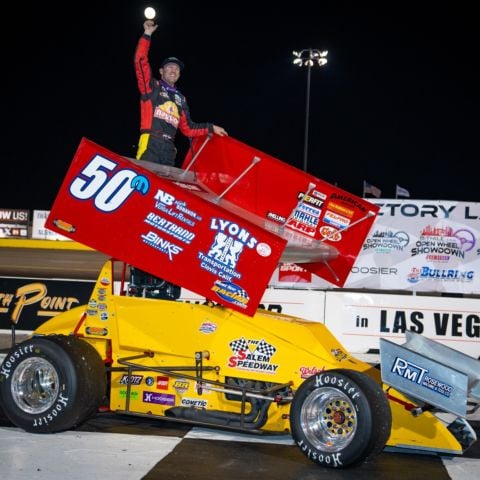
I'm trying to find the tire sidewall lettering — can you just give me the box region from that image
[0,344,36,380]
[297,439,342,467]
[314,372,360,401]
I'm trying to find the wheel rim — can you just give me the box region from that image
[10,357,60,414]
[300,387,357,452]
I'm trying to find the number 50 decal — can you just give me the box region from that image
[69,155,150,212]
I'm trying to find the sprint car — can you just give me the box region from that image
[0,135,478,468]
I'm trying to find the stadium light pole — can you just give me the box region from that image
[293,49,328,172]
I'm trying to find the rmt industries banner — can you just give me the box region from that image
[273,199,480,294]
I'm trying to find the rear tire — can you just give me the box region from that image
[290,369,391,468]
[0,335,106,433]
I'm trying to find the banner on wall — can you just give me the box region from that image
[0,277,95,331]
[270,199,480,295]
[0,209,29,238]
[31,210,70,240]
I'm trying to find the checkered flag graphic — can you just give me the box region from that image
[229,337,249,354]
[255,339,276,357]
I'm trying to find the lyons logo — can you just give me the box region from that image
[212,280,249,309]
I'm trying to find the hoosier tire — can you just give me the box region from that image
[0,335,106,433]
[290,369,392,469]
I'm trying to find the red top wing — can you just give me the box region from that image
[182,135,379,286]
[46,135,378,315]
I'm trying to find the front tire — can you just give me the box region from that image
[290,369,391,468]
[0,335,106,433]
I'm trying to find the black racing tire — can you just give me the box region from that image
[0,335,106,433]
[290,369,392,469]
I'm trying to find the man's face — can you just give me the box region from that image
[160,63,181,87]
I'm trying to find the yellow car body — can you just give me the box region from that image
[29,260,465,460]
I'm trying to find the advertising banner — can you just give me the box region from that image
[32,210,70,240]
[0,209,29,238]
[0,277,94,331]
[323,290,480,358]
[349,199,480,294]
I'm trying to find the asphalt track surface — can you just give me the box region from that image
[1,240,479,479]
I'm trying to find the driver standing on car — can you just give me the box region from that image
[131,19,228,298]
[134,19,227,165]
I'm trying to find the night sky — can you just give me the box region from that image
[2,1,477,211]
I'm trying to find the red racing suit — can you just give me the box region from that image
[134,34,213,165]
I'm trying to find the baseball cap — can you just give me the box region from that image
[160,57,185,70]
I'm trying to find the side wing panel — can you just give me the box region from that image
[45,138,286,316]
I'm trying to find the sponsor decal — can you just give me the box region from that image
[410,224,471,261]
[198,218,258,281]
[292,210,318,227]
[154,101,180,127]
[119,374,144,385]
[154,190,201,227]
[407,266,474,284]
[278,263,311,283]
[287,219,316,236]
[318,226,341,242]
[173,380,190,394]
[212,280,249,309]
[331,348,348,362]
[146,377,155,386]
[143,391,175,406]
[141,230,183,260]
[85,326,108,336]
[329,193,367,213]
[312,190,327,200]
[227,337,279,374]
[327,201,354,218]
[266,211,286,223]
[350,266,398,276]
[298,192,324,208]
[323,211,350,229]
[299,366,325,379]
[390,357,454,397]
[52,219,75,234]
[256,242,271,257]
[144,212,195,244]
[298,202,321,218]
[363,229,410,253]
[199,321,217,334]
[181,398,208,408]
[157,376,169,390]
[119,390,139,400]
